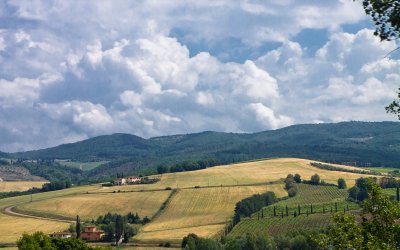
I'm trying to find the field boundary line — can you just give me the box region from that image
[141,221,226,233]
[3,205,74,223]
[86,180,283,195]
[150,189,179,221]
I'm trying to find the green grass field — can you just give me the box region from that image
[55,160,109,171]
[229,213,333,237]
[229,184,360,238]
[363,167,399,174]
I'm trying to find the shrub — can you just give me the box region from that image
[338,178,347,189]
[288,186,298,197]
[310,174,320,185]
[294,173,302,183]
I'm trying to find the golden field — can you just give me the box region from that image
[0,158,381,245]
[0,213,70,244]
[135,184,286,242]
[0,181,47,192]
[18,190,172,221]
[101,158,372,193]
[0,185,100,244]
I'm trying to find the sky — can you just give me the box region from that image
[0,0,399,152]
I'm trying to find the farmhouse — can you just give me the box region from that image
[48,232,72,239]
[114,178,126,185]
[114,176,142,185]
[80,225,105,241]
[126,176,141,184]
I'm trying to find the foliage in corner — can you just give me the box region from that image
[316,179,400,249]
[386,88,400,120]
[357,0,400,41]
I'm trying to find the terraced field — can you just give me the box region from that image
[16,190,172,221]
[135,184,286,243]
[0,181,47,192]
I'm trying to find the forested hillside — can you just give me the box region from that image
[7,121,400,180]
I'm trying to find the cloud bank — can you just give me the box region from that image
[0,0,398,152]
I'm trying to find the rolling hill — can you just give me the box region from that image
[7,121,400,179]
[0,158,377,245]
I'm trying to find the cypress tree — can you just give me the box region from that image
[397,186,399,202]
[115,215,124,245]
[335,202,338,212]
[311,204,313,214]
[286,205,288,217]
[298,204,301,215]
[273,206,276,217]
[76,215,81,239]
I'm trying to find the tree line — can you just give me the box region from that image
[233,192,278,226]
[181,231,318,250]
[0,180,72,199]
[17,232,111,250]
[310,162,382,176]
[348,176,400,202]
[156,159,220,174]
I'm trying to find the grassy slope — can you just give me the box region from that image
[135,184,286,243]
[0,185,100,244]
[0,181,47,192]
[100,158,371,193]
[229,184,360,238]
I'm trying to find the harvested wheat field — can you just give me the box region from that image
[0,213,70,244]
[17,190,172,221]
[135,184,286,243]
[102,158,374,193]
[0,181,47,192]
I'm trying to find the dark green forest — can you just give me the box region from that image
[3,121,400,181]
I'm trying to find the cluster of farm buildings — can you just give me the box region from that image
[49,225,104,241]
[113,176,142,185]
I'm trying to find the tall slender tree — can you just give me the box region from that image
[76,215,81,239]
[115,215,124,245]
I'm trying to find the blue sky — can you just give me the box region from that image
[0,0,399,152]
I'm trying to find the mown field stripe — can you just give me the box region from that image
[150,189,179,221]
[4,205,74,223]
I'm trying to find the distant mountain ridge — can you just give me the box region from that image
[8,121,400,178]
